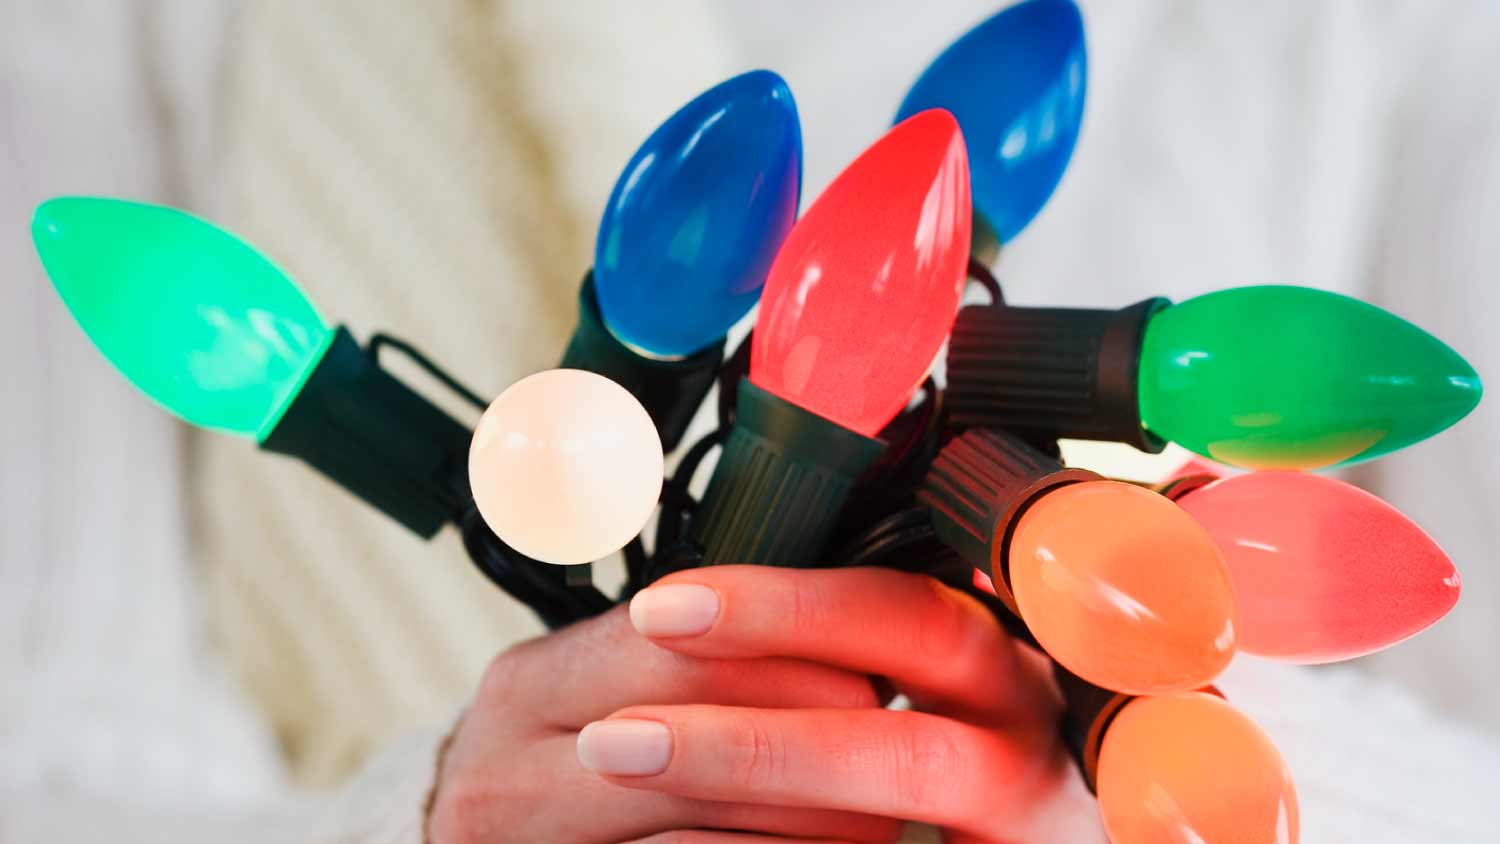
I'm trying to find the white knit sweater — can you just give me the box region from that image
[3,1,1499,841]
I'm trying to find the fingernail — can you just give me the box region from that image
[629,583,720,637]
[576,719,672,776]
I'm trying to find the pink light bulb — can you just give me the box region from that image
[469,369,663,565]
[1176,471,1460,662]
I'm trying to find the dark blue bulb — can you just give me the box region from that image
[896,0,1086,244]
[594,70,802,358]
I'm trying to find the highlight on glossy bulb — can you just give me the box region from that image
[896,0,1085,243]
[469,370,664,565]
[1009,481,1237,695]
[1177,471,1460,663]
[595,69,801,357]
[1138,285,1482,469]
[31,197,331,439]
[750,108,971,436]
[1098,692,1299,844]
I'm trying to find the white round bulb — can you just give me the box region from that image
[468,369,663,565]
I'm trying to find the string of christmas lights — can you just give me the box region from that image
[28,1,1483,842]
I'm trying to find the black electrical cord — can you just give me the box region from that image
[967,257,1004,307]
[459,505,578,629]
[716,332,753,428]
[622,535,648,598]
[653,426,727,557]
[458,505,614,630]
[367,332,490,412]
[362,332,620,627]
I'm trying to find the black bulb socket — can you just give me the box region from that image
[560,273,724,452]
[689,379,886,567]
[259,326,473,537]
[917,428,1099,614]
[946,298,1172,453]
[1054,663,1224,793]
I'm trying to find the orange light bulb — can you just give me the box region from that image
[1097,692,1299,844]
[1009,481,1237,695]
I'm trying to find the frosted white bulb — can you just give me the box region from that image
[469,369,663,565]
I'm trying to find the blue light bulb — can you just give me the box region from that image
[594,69,802,358]
[896,0,1086,244]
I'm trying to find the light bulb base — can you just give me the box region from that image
[1055,664,1226,793]
[1055,664,1133,792]
[259,326,473,537]
[689,379,886,567]
[561,273,723,451]
[947,299,1171,452]
[917,428,1099,612]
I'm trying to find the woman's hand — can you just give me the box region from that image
[583,566,1107,844]
[426,589,904,844]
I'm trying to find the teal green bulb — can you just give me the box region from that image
[32,197,332,440]
[1138,285,1481,469]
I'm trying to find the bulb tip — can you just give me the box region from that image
[30,196,106,291]
[31,196,83,250]
[731,68,792,97]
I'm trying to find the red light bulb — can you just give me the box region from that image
[688,110,969,567]
[1176,471,1460,663]
[750,108,971,436]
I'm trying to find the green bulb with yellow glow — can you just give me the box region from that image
[1137,285,1481,468]
[947,285,1481,470]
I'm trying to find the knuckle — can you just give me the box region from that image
[476,647,525,704]
[886,718,967,810]
[914,577,971,654]
[909,579,994,681]
[726,712,786,791]
[430,762,544,843]
[427,776,504,844]
[784,574,834,640]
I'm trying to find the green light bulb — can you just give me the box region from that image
[1138,285,1482,469]
[32,197,332,440]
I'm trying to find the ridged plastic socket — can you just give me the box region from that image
[560,273,723,452]
[689,379,885,567]
[917,428,1099,612]
[260,327,473,537]
[946,298,1170,452]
